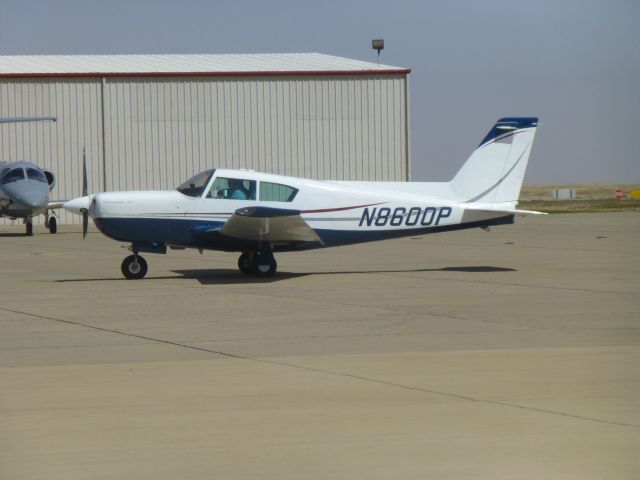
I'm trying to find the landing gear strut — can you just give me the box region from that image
[121,254,148,280]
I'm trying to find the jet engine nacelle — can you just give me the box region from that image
[43,169,56,190]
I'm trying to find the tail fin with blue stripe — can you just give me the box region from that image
[450,117,539,207]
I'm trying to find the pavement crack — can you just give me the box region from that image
[2,306,637,430]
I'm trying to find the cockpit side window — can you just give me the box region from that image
[176,169,214,197]
[26,168,47,183]
[207,177,257,200]
[0,168,26,184]
[259,182,298,202]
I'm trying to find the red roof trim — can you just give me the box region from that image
[0,69,411,79]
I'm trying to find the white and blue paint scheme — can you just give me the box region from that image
[64,117,543,279]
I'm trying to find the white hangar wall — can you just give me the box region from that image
[0,54,410,225]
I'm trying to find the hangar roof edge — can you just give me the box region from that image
[0,53,410,77]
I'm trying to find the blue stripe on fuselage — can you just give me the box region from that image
[94,214,514,252]
[94,217,225,246]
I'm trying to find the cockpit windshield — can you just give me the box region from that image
[176,169,215,197]
[0,168,26,184]
[26,168,47,183]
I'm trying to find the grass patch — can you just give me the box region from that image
[519,184,640,213]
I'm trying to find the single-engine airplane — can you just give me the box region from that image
[64,117,543,279]
[0,116,59,235]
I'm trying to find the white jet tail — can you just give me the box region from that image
[450,117,539,207]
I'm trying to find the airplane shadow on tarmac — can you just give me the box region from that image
[0,232,29,237]
[0,231,79,237]
[53,266,515,285]
[172,266,517,285]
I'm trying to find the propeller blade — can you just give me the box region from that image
[82,146,88,197]
[82,210,88,239]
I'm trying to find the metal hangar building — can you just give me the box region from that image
[0,53,411,224]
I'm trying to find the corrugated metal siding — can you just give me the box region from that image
[1,73,407,225]
[104,74,406,189]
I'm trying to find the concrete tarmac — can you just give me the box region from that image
[1,212,639,479]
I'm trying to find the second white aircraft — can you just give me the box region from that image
[64,117,543,279]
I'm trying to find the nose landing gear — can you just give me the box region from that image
[44,211,57,234]
[121,254,148,280]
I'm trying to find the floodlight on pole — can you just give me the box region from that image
[372,39,384,64]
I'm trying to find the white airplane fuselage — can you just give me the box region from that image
[81,171,512,253]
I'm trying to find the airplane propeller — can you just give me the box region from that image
[62,146,93,236]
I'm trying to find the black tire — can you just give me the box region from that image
[238,252,253,274]
[121,255,148,280]
[254,257,277,278]
[25,221,33,236]
[49,217,57,234]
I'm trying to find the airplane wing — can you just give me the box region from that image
[0,116,57,124]
[221,206,324,244]
[47,200,66,209]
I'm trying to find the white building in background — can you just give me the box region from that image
[0,53,410,224]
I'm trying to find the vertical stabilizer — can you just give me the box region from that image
[450,117,539,206]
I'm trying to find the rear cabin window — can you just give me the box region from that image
[259,182,298,202]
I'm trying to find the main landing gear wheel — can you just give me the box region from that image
[237,251,278,277]
[25,220,33,236]
[121,254,148,280]
[48,217,57,234]
[254,257,277,278]
[238,252,253,274]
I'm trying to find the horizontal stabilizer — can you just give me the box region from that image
[509,209,547,216]
[462,206,546,223]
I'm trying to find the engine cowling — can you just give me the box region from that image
[43,169,56,190]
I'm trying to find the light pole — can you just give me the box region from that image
[372,39,384,64]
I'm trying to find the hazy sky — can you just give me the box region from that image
[1,0,638,184]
